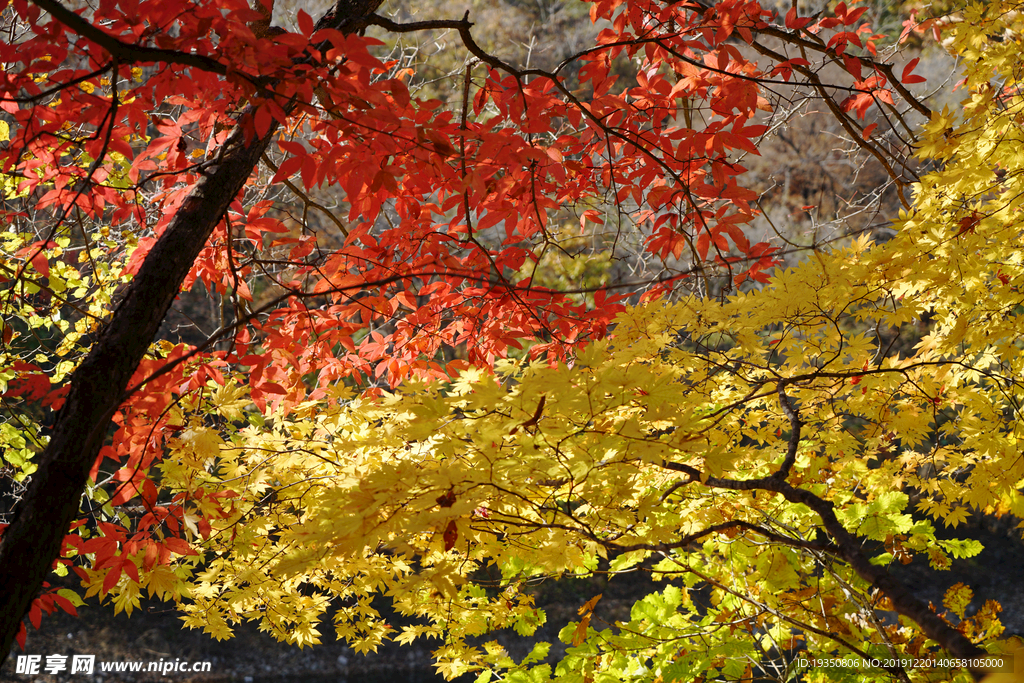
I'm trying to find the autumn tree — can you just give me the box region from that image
[0,0,1020,679]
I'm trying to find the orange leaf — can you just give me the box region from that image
[572,613,591,646]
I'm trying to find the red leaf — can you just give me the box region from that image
[784,6,813,29]
[841,92,874,119]
[838,4,868,25]
[163,536,195,555]
[473,85,488,114]
[253,105,274,139]
[53,594,78,617]
[102,564,123,595]
[843,53,863,79]
[901,58,927,84]
[144,542,160,569]
[957,212,981,236]
[30,250,49,278]
[28,601,41,629]
[272,155,303,182]
[443,520,458,551]
[389,79,410,108]
[297,9,315,36]
[696,232,711,260]
[260,381,288,394]
[118,557,138,584]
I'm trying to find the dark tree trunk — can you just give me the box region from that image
[0,0,381,663]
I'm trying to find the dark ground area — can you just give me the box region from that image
[2,513,1022,683]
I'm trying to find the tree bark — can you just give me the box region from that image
[0,0,381,664]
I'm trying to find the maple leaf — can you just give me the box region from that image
[957,212,981,236]
[443,520,458,551]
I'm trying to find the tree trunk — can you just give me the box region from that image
[0,0,381,663]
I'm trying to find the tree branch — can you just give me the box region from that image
[655,375,986,675]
